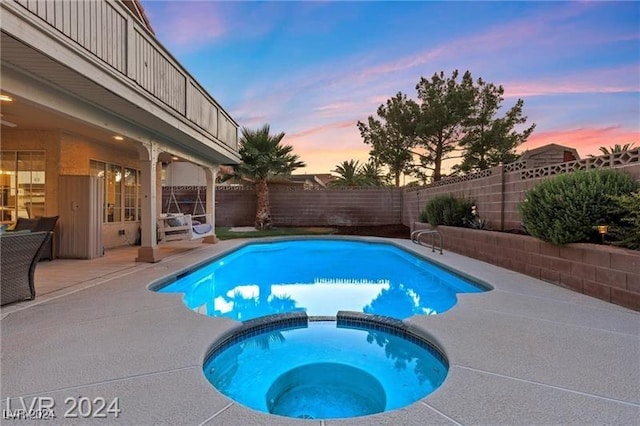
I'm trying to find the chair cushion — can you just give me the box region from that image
[34,216,59,232]
[13,218,39,231]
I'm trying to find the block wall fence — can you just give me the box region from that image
[214,187,402,227]
[164,149,640,310]
[207,149,640,231]
[403,149,640,231]
[413,225,640,311]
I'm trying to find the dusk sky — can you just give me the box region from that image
[141,1,640,175]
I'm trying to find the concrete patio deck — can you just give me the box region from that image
[1,237,638,425]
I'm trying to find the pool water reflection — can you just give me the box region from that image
[157,239,488,321]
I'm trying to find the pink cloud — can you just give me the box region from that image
[503,66,639,98]
[150,2,279,52]
[313,102,355,112]
[152,2,226,50]
[522,126,640,157]
[287,120,357,142]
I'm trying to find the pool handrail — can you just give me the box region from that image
[411,229,443,255]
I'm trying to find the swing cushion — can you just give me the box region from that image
[192,223,213,235]
[166,217,186,227]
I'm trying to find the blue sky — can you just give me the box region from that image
[141,0,640,174]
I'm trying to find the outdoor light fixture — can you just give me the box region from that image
[0,94,13,102]
[113,135,124,141]
[596,224,608,244]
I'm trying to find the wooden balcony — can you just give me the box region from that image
[0,0,239,163]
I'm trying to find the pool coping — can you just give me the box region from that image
[1,236,639,425]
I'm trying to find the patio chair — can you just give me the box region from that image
[0,231,51,306]
[12,215,59,260]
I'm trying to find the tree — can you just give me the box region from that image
[234,125,305,230]
[330,160,366,187]
[598,143,637,155]
[357,93,418,187]
[358,70,535,183]
[455,78,535,173]
[360,159,389,186]
[415,70,476,182]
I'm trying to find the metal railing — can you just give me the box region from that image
[410,229,443,255]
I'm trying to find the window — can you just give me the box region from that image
[0,150,45,222]
[90,160,140,223]
[106,164,122,222]
[124,168,141,221]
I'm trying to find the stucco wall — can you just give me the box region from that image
[1,130,147,249]
[59,132,140,175]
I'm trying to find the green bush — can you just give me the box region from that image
[420,195,474,227]
[520,169,637,245]
[608,191,640,250]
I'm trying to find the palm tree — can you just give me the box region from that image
[330,160,365,187]
[360,160,388,186]
[598,143,637,155]
[235,125,305,230]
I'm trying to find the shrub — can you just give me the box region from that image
[420,195,474,227]
[608,191,640,250]
[520,169,637,245]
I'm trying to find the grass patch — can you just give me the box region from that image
[215,226,336,240]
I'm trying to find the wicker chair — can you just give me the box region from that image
[12,216,59,260]
[0,231,51,306]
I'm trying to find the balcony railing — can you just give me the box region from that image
[7,0,237,151]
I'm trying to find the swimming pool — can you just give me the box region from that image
[156,238,489,321]
[204,314,448,419]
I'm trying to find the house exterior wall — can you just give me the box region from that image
[2,130,146,248]
[59,133,141,175]
[59,133,144,248]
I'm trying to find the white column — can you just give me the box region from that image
[135,142,162,262]
[202,165,219,244]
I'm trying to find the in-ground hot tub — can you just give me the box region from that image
[266,362,387,418]
[204,313,448,419]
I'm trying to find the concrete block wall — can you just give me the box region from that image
[404,160,640,232]
[403,168,505,230]
[215,189,256,226]
[215,187,402,227]
[418,225,640,311]
[502,162,640,230]
[270,188,402,227]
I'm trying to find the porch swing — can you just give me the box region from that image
[158,166,213,242]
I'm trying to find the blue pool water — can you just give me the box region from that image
[157,239,488,321]
[204,320,448,419]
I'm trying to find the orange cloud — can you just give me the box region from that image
[300,147,372,175]
[522,126,640,157]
